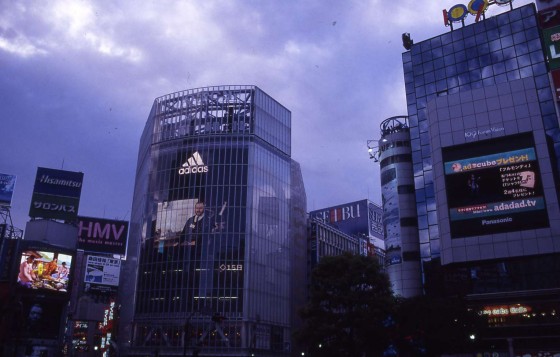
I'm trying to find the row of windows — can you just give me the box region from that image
[411,33,542,78]
[132,321,286,351]
[410,45,544,89]
[379,140,411,152]
[380,154,412,169]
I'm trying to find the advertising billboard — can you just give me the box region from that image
[21,296,65,339]
[310,199,380,238]
[543,25,560,70]
[142,147,248,310]
[0,173,16,206]
[84,255,121,286]
[551,69,560,101]
[442,133,549,238]
[77,217,129,255]
[15,248,73,295]
[29,167,84,220]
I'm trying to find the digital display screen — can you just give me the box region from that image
[443,133,549,238]
[21,297,64,339]
[16,249,73,295]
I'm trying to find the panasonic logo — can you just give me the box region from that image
[178,151,209,175]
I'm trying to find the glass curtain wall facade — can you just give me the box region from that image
[403,3,560,284]
[124,86,306,356]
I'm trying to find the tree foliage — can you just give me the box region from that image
[295,253,395,357]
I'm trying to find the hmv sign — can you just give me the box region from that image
[77,216,129,255]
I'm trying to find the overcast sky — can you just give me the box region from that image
[1,0,534,230]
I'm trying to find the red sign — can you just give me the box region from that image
[551,69,560,101]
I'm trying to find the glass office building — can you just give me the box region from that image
[121,86,307,356]
[403,3,560,352]
[404,3,560,274]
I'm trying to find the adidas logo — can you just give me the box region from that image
[178,152,209,175]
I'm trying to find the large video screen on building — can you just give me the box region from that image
[15,248,73,295]
[21,296,65,339]
[442,133,549,238]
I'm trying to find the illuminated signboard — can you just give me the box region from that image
[443,0,513,26]
[178,151,208,175]
[543,25,560,70]
[309,199,381,238]
[77,216,129,255]
[538,5,560,29]
[551,69,560,101]
[84,255,121,286]
[96,300,116,353]
[442,133,549,238]
[0,173,16,206]
[16,248,74,295]
[29,167,84,220]
[481,304,531,316]
[21,297,65,339]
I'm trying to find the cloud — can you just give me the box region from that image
[0,0,539,230]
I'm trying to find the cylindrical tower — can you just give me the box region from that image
[120,86,306,356]
[377,116,422,298]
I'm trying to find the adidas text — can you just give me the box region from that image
[179,166,208,175]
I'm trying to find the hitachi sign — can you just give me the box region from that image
[78,220,127,240]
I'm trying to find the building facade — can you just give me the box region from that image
[121,86,307,356]
[375,116,422,298]
[402,2,560,353]
[308,199,385,264]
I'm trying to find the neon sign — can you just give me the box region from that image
[443,0,514,26]
[481,304,531,316]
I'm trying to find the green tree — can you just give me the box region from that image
[295,252,396,357]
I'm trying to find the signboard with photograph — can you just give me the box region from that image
[16,248,73,295]
[139,147,249,312]
[84,255,121,286]
[21,297,65,339]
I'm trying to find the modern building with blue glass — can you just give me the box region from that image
[402,2,560,353]
[119,85,307,356]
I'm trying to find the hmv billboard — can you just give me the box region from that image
[77,217,129,255]
[309,199,383,239]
